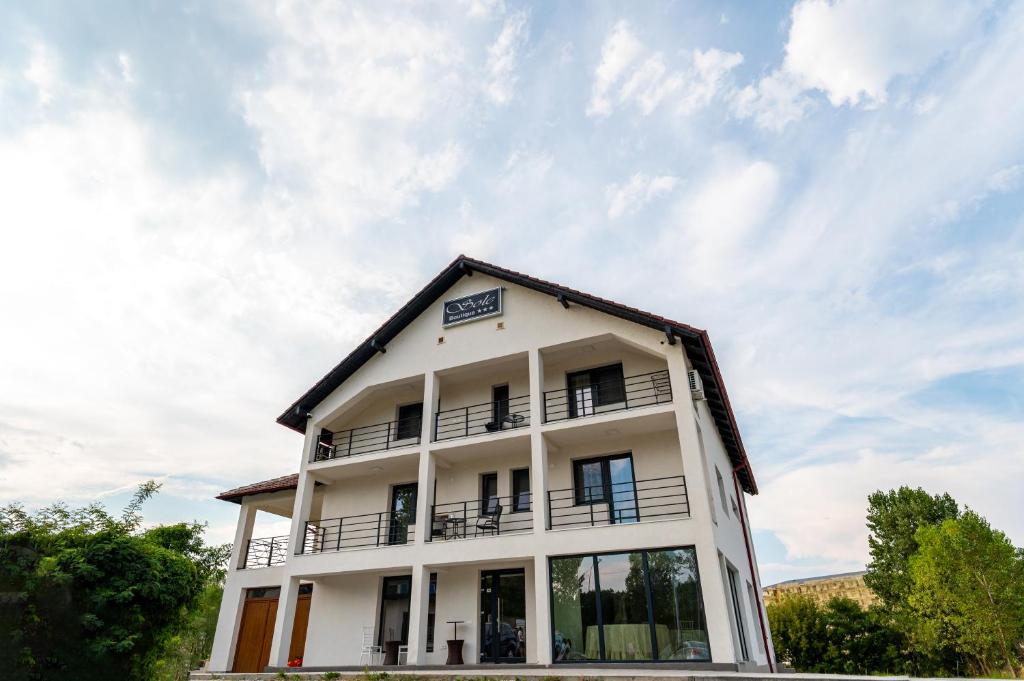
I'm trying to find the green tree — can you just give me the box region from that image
[909,510,1024,678]
[768,595,908,674]
[0,483,228,681]
[864,486,960,609]
[767,595,827,671]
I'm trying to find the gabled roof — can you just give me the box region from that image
[217,473,299,504]
[276,255,757,494]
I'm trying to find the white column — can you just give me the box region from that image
[268,575,302,667]
[527,348,549,533]
[415,371,439,545]
[666,348,738,663]
[532,554,553,664]
[208,577,246,671]
[230,502,258,570]
[406,564,431,665]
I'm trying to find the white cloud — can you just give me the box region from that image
[736,0,986,130]
[587,21,742,119]
[606,173,679,219]
[484,10,530,105]
[23,42,61,105]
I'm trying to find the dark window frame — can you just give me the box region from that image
[571,452,636,509]
[491,384,510,424]
[395,402,423,441]
[480,472,499,515]
[511,467,531,513]
[547,545,711,664]
[566,363,625,417]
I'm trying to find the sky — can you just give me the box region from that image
[1,0,1023,587]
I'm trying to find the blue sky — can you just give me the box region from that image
[1,0,1022,587]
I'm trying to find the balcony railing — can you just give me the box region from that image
[312,416,422,462]
[543,369,672,423]
[434,395,531,441]
[300,511,416,553]
[428,493,533,541]
[241,535,288,569]
[547,475,689,529]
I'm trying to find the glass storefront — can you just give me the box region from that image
[550,547,710,663]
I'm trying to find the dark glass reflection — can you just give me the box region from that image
[550,556,600,661]
[596,553,649,659]
[648,549,710,661]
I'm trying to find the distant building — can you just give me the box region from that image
[762,571,877,609]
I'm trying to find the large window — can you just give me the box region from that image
[567,363,625,417]
[396,402,422,440]
[550,547,710,663]
[481,472,499,515]
[572,454,638,524]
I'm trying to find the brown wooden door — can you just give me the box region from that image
[233,594,312,672]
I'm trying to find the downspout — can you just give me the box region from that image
[732,463,775,672]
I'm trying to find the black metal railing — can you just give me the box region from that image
[300,511,416,553]
[428,493,533,541]
[312,416,422,462]
[547,475,689,529]
[543,369,672,423]
[434,395,531,441]
[241,535,289,569]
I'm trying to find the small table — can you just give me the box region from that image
[446,620,465,665]
[383,640,401,665]
[444,517,466,539]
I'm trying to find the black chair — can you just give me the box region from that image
[476,503,502,536]
[431,514,447,540]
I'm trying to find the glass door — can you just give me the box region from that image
[567,371,595,418]
[388,483,417,545]
[480,569,527,662]
[378,576,411,647]
[607,456,638,524]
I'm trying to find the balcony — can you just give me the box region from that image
[428,493,533,541]
[300,511,417,554]
[312,416,421,462]
[433,395,531,441]
[547,474,689,530]
[241,535,289,569]
[543,369,672,423]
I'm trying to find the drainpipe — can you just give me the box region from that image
[732,463,775,672]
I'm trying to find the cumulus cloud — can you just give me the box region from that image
[736,0,986,130]
[587,21,741,118]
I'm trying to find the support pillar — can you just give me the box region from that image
[527,348,549,532]
[268,575,301,668]
[532,554,553,664]
[231,502,257,570]
[406,564,431,665]
[666,348,738,663]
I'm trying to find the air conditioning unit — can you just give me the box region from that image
[687,370,705,400]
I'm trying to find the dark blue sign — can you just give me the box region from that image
[442,287,503,327]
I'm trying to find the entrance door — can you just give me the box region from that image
[232,586,312,672]
[388,483,417,545]
[378,576,412,648]
[480,569,527,663]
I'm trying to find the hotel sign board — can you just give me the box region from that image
[442,287,503,327]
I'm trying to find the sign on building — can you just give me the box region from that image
[442,287,502,327]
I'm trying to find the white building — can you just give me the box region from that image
[208,256,775,673]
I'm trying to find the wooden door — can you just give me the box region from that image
[232,594,311,672]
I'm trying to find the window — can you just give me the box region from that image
[550,547,710,663]
[426,573,438,652]
[730,496,739,517]
[492,384,510,424]
[746,581,764,654]
[727,565,749,661]
[715,466,729,517]
[481,472,499,515]
[512,468,531,512]
[572,454,638,524]
[396,402,423,440]
[567,363,625,417]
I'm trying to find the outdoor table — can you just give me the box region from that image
[444,516,466,539]
[445,620,466,665]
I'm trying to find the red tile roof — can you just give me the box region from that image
[217,473,298,504]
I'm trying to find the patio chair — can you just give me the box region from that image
[359,625,383,666]
[476,503,502,536]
